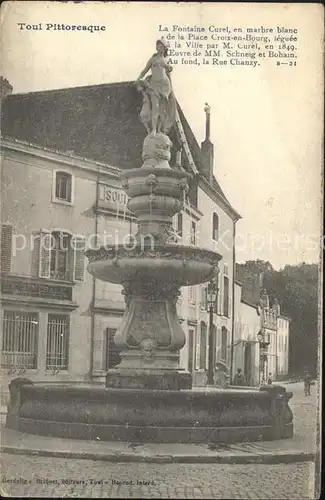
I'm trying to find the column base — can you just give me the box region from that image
[106,369,192,390]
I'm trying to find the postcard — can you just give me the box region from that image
[0,1,323,498]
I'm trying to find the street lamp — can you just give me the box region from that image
[257,330,270,385]
[206,278,219,386]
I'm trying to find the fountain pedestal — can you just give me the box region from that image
[105,280,192,390]
[86,147,221,390]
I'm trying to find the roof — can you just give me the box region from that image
[235,264,261,306]
[1,80,236,212]
[1,82,146,169]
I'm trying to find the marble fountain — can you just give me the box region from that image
[5,39,293,444]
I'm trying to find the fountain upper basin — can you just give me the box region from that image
[86,244,221,286]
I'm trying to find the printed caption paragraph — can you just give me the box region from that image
[159,25,298,68]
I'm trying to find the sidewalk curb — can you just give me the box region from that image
[1,446,316,464]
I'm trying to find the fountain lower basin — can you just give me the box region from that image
[6,379,293,444]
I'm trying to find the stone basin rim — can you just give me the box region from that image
[19,384,279,401]
[85,244,222,262]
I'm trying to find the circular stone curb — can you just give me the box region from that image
[1,446,316,464]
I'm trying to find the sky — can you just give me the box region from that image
[1,1,323,270]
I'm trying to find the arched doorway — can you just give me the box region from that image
[244,342,252,386]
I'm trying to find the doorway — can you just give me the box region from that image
[105,328,122,370]
[188,329,194,373]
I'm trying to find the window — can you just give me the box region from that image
[46,314,69,370]
[55,171,72,202]
[212,213,219,241]
[50,232,72,281]
[200,286,207,309]
[188,329,195,373]
[105,328,121,370]
[190,221,196,245]
[223,276,230,317]
[221,326,228,362]
[189,286,196,304]
[38,230,85,282]
[199,322,207,369]
[176,213,183,237]
[1,224,12,273]
[1,311,38,368]
[195,328,201,369]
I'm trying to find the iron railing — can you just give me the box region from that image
[46,314,69,370]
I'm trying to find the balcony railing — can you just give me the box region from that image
[263,309,278,330]
[1,274,73,301]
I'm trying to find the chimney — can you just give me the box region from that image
[260,289,269,308]
[272,297,281,315]
[201,103,214,183]
[0,77,13,100]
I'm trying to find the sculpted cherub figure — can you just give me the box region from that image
[135,38,177,136]
[140,338,157,362]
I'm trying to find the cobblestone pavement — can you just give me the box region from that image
[0,456,316,499]
[287,382,318,449]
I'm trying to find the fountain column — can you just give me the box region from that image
[86,131,220,390]
[86,42,221,390]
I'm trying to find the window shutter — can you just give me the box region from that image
[200,286,206,309]
[73,236,85,282]
[39,230,51,278]
[218,274,223,315]
[223,276,230,317]
[195,330,200,370]
[1,225,12,273]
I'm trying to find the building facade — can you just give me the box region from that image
[276,314,290,378]
[1,81,241,396]
[233,281,261,386]
[233,270,290,386]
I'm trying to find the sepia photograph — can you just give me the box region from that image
[0,1,323,498]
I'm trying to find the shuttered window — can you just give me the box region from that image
[50,232,73,281]
[38,230,85,282]
[39,230,51,278]
[72,236,85,282]
[1,225,12,273]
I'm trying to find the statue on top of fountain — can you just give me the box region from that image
[135,38,177,167]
